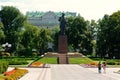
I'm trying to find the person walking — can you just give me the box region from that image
[98,61,102,73]
[102,61,107,73]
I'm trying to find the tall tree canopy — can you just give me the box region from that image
[66,16,93,55]
[0,6,26,54]
[97,11,120,58]
[0,22,5,40]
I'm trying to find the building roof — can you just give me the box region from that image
[26,11,76,18]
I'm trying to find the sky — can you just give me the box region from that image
[0,0,120,21]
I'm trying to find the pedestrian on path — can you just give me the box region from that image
[98,61,101,73]
[102,61,107,73]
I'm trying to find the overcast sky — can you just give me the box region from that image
[0,0,120,21]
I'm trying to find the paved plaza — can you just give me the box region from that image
[8,64,120,80]
[51,64,120,80]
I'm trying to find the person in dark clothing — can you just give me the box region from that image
[98,61,102,73]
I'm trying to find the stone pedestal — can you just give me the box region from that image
[58,54,69,64]
[58,35,69,64]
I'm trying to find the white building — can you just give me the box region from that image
[27,11,76,28]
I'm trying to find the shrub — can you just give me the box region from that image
[106,60,115,65]
[0,61,9,74]
[115,62,120,65]
[8,60,28,65]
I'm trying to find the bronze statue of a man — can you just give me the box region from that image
[59,13,66,35]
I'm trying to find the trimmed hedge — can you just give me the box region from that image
[106,60,116,65]
[8,60,28,65]
[0,57,37,65]
[0,61,9,74]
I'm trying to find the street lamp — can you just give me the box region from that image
[2,42,12,52]
[78,44,81,52]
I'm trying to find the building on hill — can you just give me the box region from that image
[27,11,76,28]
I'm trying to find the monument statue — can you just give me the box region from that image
[59,13,66,35]
[58,13,69,64]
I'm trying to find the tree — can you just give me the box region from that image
[97,11,120,58]
[38,28,52,55]
[97,14,110,58]
[0,22,5,41]
[21,24,52,56]
[66,16,93,55]
[0,6,26,54]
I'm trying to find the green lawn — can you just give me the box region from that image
[69,57,93,64]
[36,57,93,64]
[37,57,57,64]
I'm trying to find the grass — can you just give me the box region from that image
[36,57,93,64]
[69,57,93,64]
[37,57,57,64]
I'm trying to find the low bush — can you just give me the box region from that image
[115,62,120,65]
[0,61,9,74]
[0,57,37,65]
[8,60,28,65]
[106,60,115,65]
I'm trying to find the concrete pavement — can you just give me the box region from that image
[7,65,120,80]
[51,64,120,80]
[7,67,51,80]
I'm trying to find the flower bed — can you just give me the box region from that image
[80,62,98,68]
[29,62,44,67]
[29,62,50,68]
[3,67,28,80]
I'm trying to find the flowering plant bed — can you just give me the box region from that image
[80,62,98,68]
[28,62,50,68]
[80,64,97,68]
[3,67,28,80]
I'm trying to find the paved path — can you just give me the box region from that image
[51,64,120,80]
[8,67,51,80]
[8,65,120,80]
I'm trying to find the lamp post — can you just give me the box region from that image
[2,42,12,52]
[78,44,81,53]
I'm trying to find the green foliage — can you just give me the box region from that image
[97,11,120,58]
[36,57,93,64]
[0,57,32,65]
[66,16,93,54]
[21,25,52,56]
[106,60,116,65]
[0,22,5,41]
[69,57,93,64]
[8,59,28,65]
[37,57,57,64]
[51,26,59,51]
[0,61,9,74]
[0,6,27,54]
